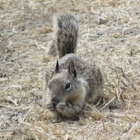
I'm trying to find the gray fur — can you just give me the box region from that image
[43,14,103,119]
[43,54,104,118]
[48,14,79,57]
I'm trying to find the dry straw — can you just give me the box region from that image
[0,0,140,139]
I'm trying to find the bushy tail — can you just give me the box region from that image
[48,14,79,58]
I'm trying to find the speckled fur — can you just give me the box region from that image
[44,14,103,119]
[48,14,79,57]
[43,54,104,119]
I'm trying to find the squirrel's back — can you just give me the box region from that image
[48,14,79,58]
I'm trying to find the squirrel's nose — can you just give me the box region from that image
[51,97,59,104]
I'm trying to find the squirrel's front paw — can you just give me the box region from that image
[56,102,66,112]
[47,103,56,112]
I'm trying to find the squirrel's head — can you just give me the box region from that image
[47,60,78,105]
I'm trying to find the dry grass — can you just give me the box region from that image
[0,0,140,139]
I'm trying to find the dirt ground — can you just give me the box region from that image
[0,0,140,139]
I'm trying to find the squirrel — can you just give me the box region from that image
[43,14,104,120]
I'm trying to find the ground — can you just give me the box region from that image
[0,0,140,139]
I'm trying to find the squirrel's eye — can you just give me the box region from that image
[65,82,71,90]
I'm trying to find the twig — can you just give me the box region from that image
[101,96,116,109]
[121,120,139,140]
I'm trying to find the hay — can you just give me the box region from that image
[0,0,140,139]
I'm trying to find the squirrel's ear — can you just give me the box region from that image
[55,60,59,73]
[68,61,77,78]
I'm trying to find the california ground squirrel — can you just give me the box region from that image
[43,14,104,119]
